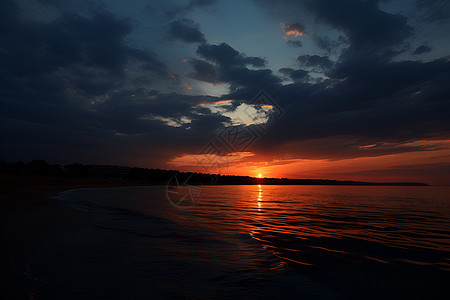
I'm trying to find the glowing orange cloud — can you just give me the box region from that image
[168,74,179,82]
[183,82,192,90]
[214,99,233,104]
[280,22,307,37]
[198,99,233,106]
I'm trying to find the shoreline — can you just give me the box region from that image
[2,176,449,298]
[0,175,444,298]
[0,175,163,299]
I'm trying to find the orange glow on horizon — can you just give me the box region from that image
[166,139,450,185]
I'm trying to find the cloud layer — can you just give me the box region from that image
[1,0,449,183]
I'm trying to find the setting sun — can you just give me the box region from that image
[258,174,262,178]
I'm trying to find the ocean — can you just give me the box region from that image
[29,185,450,299]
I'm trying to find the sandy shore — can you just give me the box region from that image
[0,175,161,299]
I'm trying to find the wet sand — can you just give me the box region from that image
[0,175,160,299]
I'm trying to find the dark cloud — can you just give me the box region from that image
[416,0,450,22]
[297,55,334,70]
[2,0,450,179]
[184,43,281,90]
[164,0,450,169]
[313,36,333,53]
[197,43,266,67]
[147,0,216,19]
[168,18,206,43]
[287,40,303,48]
[219,2,450,163]
[188,57,281,91]
[412,45,432,55]
[279,68,309,82]
[189,42,280,91]
[260,0,413,63]
[1,85,227,167]
[306,0,413,48]
[313,35,347,54]
[0,2,168,85]
[0,0,223,166]
[187,58,219,84]
[220,67,282,90]
[246,57,450,161]
[188,112,230,132]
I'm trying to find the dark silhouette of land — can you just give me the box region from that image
[0,160,428,186]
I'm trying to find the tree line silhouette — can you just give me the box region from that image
[0,160,427,186]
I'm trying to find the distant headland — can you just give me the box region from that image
[0,160,429,186]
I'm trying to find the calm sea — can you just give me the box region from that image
[30,185,450,299]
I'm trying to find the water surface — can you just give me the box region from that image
[30,185,450,299]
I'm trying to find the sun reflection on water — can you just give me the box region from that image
[257,184,262,212]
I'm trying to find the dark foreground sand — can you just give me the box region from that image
[0,175,161,299]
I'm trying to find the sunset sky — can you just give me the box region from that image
[1,0,449,185]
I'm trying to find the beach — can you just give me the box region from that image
[0,175,161,299]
